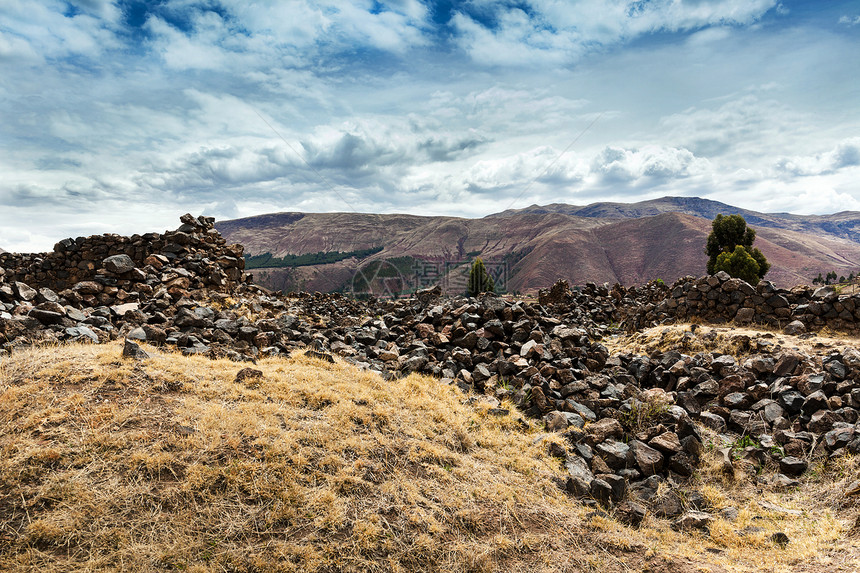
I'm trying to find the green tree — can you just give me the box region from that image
[714,246,762,285]
[467,257,495,297]
[705,214,770,282]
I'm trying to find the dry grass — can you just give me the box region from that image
[1,341,858,572]
[605,322,860,359]
[613,428,860,573]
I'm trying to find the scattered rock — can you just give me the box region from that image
[122,339,150,360]
[616,501,647,527]
[235,368,264,386]
[672,511,713,532]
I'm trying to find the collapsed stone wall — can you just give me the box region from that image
[0,214,250,352]
[0,214,246,307]
[537,272,860,335]
[611,271,860,334]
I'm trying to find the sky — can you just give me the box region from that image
[1,0,859,252]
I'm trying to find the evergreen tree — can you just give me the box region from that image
[714,246,761,285]
[467,257,495,297]
[705,214,770,282]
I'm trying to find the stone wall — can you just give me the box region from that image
[609,271,860,334]
[0,214,246,309]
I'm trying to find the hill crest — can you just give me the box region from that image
[216,197,860,293]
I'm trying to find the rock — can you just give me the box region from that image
[122,339,150,360]
[615,501,647,527]
[784,320,806,335]
[801,391,829,416]
[631,440,664,477]
[649,432,682,454]
[14,282,37,301]
[652,490,685,518]
[772,474,800,489]
[595,473,627,503]
[595,440,631,470]
[103,254,136,274]
[28,308,64,325]
[587,418,624,443]
[544,411,569,432]
[778,456,808,476]
[126,327,147,341]
[65,326,99,343]
[590,478,613,506]
[735,307,755,324]
[699,411,728,433]
[672,511,713,532]
[770,532,790,547]
[235,368,264,386]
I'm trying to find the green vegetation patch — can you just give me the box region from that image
[245,246,383,269]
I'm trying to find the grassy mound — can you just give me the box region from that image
[1,341,858,572]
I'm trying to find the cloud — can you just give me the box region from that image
[658,95,806,158]
[839,15,860,26]
[0,30,40,61]
[0,0,121,61]
[774,138,860,177]
[460,146,587,194]
[592,145,711,183]
[452,0,779,65]
[1,0,859,252]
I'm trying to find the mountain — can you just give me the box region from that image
[216,198,860,294]
[489,196,860,242]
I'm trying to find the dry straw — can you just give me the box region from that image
[0,340,857,572]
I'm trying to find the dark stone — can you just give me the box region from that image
[778,456,808,476]
[122,339,150,360]
[103,254,136,274]
[631,440,664,477]
[590,478,613,506]
[615,501,647,527]
[595,440,631,470]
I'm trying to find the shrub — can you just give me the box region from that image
[467,257,495,297]
[705,214,770,282]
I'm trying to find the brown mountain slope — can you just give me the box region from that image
[491,196,860,242]
[217,203,860,293]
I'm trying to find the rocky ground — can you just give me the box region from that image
[3,217,860,568]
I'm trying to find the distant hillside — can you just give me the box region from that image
[216,197,860,293]
[489,196,860,242]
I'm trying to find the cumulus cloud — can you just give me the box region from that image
[460,146,588,194]
[774,138,860,176]
[592,145,711,182]
[0,0,121,61]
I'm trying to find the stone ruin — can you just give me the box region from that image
[3,217,860,532]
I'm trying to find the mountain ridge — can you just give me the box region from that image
[215,197,860,293]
